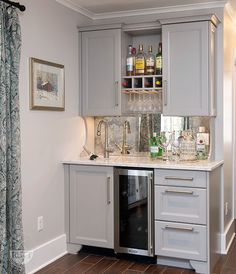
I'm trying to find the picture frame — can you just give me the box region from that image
[30,58,65,111]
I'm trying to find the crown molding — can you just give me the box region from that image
[56,0,227,20]
[56,0,94,18]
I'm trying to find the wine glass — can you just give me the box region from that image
[160,131,175,161]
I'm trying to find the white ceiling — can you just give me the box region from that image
[57,0,236,19]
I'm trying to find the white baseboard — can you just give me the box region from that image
[25,234,67,274]
[220,219,235,254]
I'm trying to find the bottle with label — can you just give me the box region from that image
[196,127,210,160]
[156,42,162,75]
[149,132,159,159]
[126,45,134,76]
[146,45,155,75]
[131,47,136,75]
[157,132,166,158]
[135,44,146,75]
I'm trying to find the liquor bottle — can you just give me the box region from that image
[126,45,134,76]
[156,42,162,75]
[149,132,159,159]
[196,127,210,160]
[131,47,136,75]
[146,45,155,75]
[157,132,166,157]
[135,44,145,75]
[155,78,162,88]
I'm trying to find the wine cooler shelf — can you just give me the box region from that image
[122,75,162,91]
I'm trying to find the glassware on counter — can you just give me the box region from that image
[179,130,197,161]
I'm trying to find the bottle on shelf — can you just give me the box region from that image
[155,42,162,75]
[146,45,155,75]
[149,132,159,159]
[131,47,136,75]
[196,126,210,160]
[155,77,162,88]
[126,45,134,76]
[135,44,146,75]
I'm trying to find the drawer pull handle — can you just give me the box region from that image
[164,189,194,195]
[164,225,194,232]
[107,176,111,205]
[164,176,194,181]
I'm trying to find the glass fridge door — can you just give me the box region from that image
[114,169,154,256]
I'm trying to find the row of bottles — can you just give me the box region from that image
[149,127,210,161]
[126,43,162,76]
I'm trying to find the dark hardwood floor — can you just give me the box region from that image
[36,238,236,274]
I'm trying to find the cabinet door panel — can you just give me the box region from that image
[162,21,210,116]
[81,29,121,116]
[69,165,114,248]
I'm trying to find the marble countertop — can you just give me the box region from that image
[63,155,223,171]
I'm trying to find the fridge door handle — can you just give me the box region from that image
[148,173,154,256]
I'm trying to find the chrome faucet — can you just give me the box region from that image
[97,120,113,158]
[116,120,132,154]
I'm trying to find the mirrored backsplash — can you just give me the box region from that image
[94,115,210,156]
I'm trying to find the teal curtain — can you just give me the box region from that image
[0,3,25,273]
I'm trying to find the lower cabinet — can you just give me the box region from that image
[65,165,114,250]
[154,168,221,274]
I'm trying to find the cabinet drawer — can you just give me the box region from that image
[155,221,207,261]
[155,169,207,188]
[155,186,206,224]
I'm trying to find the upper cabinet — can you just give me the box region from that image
[80,28,121,116]
[79,16,219,117]
[162,20,217,116]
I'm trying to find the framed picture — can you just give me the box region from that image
[30,58,65,111]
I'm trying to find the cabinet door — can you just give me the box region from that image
[162,21,215,116]
[69,165,114,248]
[81,29,121,116]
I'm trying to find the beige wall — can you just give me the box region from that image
[19,0,91,251]
[223,9,236,229]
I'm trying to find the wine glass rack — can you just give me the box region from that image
[122,75,162,113]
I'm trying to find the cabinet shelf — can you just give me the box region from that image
[122,89,162,95]
[122,75,163,78]
[122,75,162,91]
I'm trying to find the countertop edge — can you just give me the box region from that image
[62,158,224,172]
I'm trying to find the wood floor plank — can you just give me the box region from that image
[36,254,86,274]
[103,259,133,274]
[128,262,150,272]
[63,262,94,274]
[83,257,118,273]
[122,270,143,274]
[82,255,104,264]
[144,264,167,273]
[162,267,185,274]
[220,267,236,274]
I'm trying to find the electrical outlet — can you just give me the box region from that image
[225,202,228,216]
[37,216,44,231]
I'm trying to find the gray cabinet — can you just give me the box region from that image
[65,165,114,251]
[154,167,221,274]
[80,29,121,116]
[162,20,216,116]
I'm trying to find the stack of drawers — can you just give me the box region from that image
[154,169,207,262]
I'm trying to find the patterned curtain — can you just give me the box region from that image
[0,3,25,274]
